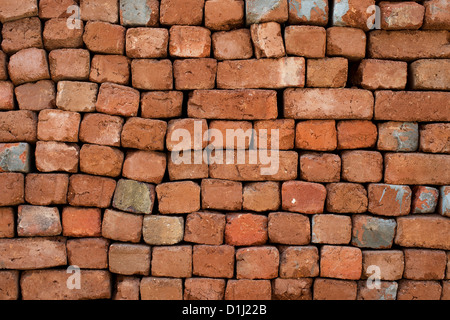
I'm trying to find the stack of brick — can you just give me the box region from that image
[0,0,449,300]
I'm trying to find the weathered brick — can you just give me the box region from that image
[122,150,166,184]
[0,52,6,81]
[109,243,151,276]
[0,208,14,238]
[337,120,377,150]
[272,278,313,300]
[125,28,168,58]
[156,181,201,214]
[225,280,272,300]
[423,0,450,30]
[212,29,253,60]
[0,0,38,23]
[268,212,310,245]
[341,150,383,183]
[243,182,280,212]
[80,144,124,177]
[1,17,43,55]
[184,211,226,245]
[279,246,319,278]
[37,109,81,142]
[377,122,418,152]
[404,249,446,280]
[80,0,119,23]
[313,278,357,300]
[90,54,130,85]
[113,276,140,300]
[0,82,14,110]
[295,120,337,151]
[131,59,173,90]
[299,153,341,183]
[112,179,155,214]
[169,26,211,59]
[439,186,450,217]
[443,281,450,300]
[351,215,396,249]
[96,83,140,117]
[15,80,56,111]
[368,184,412,216]
[151,245,192,278]
[410,59,450,90]
[160,0,205,25]
[205,0,244,30]
[17,205,61,237]
[355,59,407,90]
[288,0,328,26]
[140,277,183,300]
[311,214,351,245]
[208,120,252,150]
[102,209,143,243]
[326,183,368,213]
[48,49,90,81]
[56,81,98,112]
[25,173,68,206]
[8,48,50,85]
[141,91,183,119]
[361,250,404,280]
[331,0,375,31]
[419,123,450,154]
[357,281,398,300]
[173,58,217,90]
[285,26,325,58]
[83,21,125,55]
[326,27,366,60]
[397,280,442,300]
[236,246,279,280]
[225,213,268,246]
[306,57,348,88]
[411,186,439,214]
[380,1,424,30]
[246,0,288,24]
[62,207,102,237]
[0,270,19,300]
[254,119,295,150]
[168,150,209,181]
[320,245,362,280]
[120,0,159,26]
[68,174,116,208]
[184,278,226,300]
[35,141,79,173]
[143,215,184,245]
[43,18,84,51]
[121,118,167,151]
[0,143,31,173]
[38,0,77,19]
[66,238,109,269]
[251,22,285,59]
[79,113,124,147]
[192,245,235,278]
[282,181,326,214]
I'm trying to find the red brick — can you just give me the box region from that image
[362,250,404,281]
[168,151,209,180]
[243,182,280,212]
[17,205,61,236]
[351,214,396,249]
[113,276,140,300]
[299,153,341,183]
[8,48,50,85]
[80,144,124,177]
[439,186,450,217]
[35,141,79,173]
[151,245,192,278]
[368,184,412,216]
[443,281,450,300]
[0,143,30,173]
[225,213,268,246]
[246,0,288,24]
[380,1,424,30]
[341,151,383,183]
[56,81,98,112]
[0,208,14,238]
[166,118,208,151]
[15,80,55,111]
[411,186,439,214]
[312,214,351,245]
[404,249,446,280]
[0,52,8,81]
[102,209,143,243]
[284,88,373,120]
[184,211,226,245]
[368,30,450,61]
[121,118,166,151]
[225,280,272,300]
[90,54,130,85]
[295,120,337,151]
[141,91,183,119]
[67,238,109,269]
[272,278,313,300]
[160,0,205,25]
[122,150,166,184]
[384,153,450,185]
[326,183,368,213]
[37,109,81,143]
[395,215,450,250]
[410,59,450,91]
[67,174,116,208]
[320,245,362,280]
[357,281,398,300]
[397,280,442,300]
[306,57,348,88]
[96,83,139,117]
[279,246,319,278]
[355,59,407,90]
[1,17,43,54]
[169,26,211,58]
[79,113,124,147]
[119,0,159,27]
[217,57,305,89]
[211,29,253,60]
[236,246,279,280]
[49,49,90,81]
[109,243,151,276]
[254,119,295,150]
[131,59,173,90]
[143,215,184,245]
[0,81,14,110]
[208,120,252,150]
[337,120,377,150]
[173,58,217,90]
[62,207,102,237]
[282,181,326,214]
[313,278,357,300]
[285,25,325,58]
[288,1,328,25]
[80,0,119,23]
[39,0,77,19]
[251,22,285,59]
[184,278,226,300]
[192,245,235,278]
[83,21,125,55]
[200,179,242,211]
[0,270,19,300]
[268,212,310,245]
[0,111,37,143]
[188,89,277,120]
[420,123,450,154]
[332,0,375,30]
[43,18,84,51]
[205,0,244,30]
[156,181,201,214]
[326,27,366,60]
[0,0,38,23]
[125,28,169,58]
[423,0,450,30]
[140,277,183,300]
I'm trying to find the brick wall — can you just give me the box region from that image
[0,0,449,300]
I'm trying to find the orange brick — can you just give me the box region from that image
[67,238,109,269]
[166,118,208,151]
[326,27,366,60]
[102,209,143,243]
[331,0,375,31]
[285,26,326,58]
[95,82,140,117]
[295,120,337,151]
[37,109,81,143]
[212,29,253,60]
[404,249,447,280]
[121,118,167,151]
[272,278,313,300]
[320,245,362,280]
[337,120,377,150]
[169,26,211,58]
[80,0,119,23]
[79,144,124,178]
[341,151,383,183]
[243,182,280,212]
[79,113,124,147]
[62,207,102,237]
[225,213,268,246]
[306,57,348,88]
[8,48,50,85]
[131,59,173,90]
[17,205,61,237]
[173,58,217,90]
[420,123,450,154]
[184,278,226,300]
[122,150,166,184]
[35,141,80,173]
[0,270,19,300]
[279,246,319,278]
[90,54,130,85]
[83,21,125,55]
[125,28,169,58]
[113,276,140,300]
[268,212,310,245]
[201,179,242,211]
[67,174,116,208]
[380,1,424,30]
[312,214,351,245]
[43,18,84,51]
[48,49,90,81]
[0,81,15,110]
[1,17,43,55]
[15,80,55,111]
[281,181,327,214]
[140,277,183,300]
[205,0,244,31]
[109,243,151,276]
[151,245,192,278]
[39,0,77,19]
[156,181,201,214]
[299,152,341,183]
[236,246,279,279]
[225,280,272,300]
[313,278,357,300]
[251,22,285,59]
[362,250,404,281]
[0,208,15,238]
[160,0,205,25]
[141,91,183,119]
[397,280,442,300]
[254,119,295,150]
[184,211,226,245]
[246,0,288,24]
[326,183,368,213]
[0,0,38,23]
[192,245,235,278]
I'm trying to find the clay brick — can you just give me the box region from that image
[121,118,167,151]
[37,109,81,143]
[341,151,383,183]
[243,182,280,212]
[397,280,442,300]
[326,27,366,60]
[225,213,268,246]
[279,246,319,278]
[288,0,328,25]
[0,82,14,110]
[268,212,310,245]
[35,141,79,173]
[285,26,325,58]
[251,22,285,59]
[404,249,446,280]
[351,215,396,249]
[80,144,124,177]
[368,30,450,61]
[208,120,252,150]
[439,186,450,217]
[125,28,169,58]
[368,184,412,217]
[184,211,226,245]
[326,183,368,213]
[169,26,211,58]
[313,278,357,300]
[0,208,14,238]
[143,215,184,245]
[217,57,305,89]
[15,80,56,111]
[1,17,43,54]
[17,205,61,237]
[355,59,407,90]
[80,0,119,23]
[90,54,130,85]
[362,250,404,281]
[254,119,295,150]
[131,59,173,90]
[168,150,209,180]
[411,186,439,214]
[156,181,201,214]
[246,0,288,24]
[112,179,156,214]
[423,0,450,30]
[312,214,351,245]
[49,49,90,82]
[83,21,125,55]
[0,271,19,300]
[62,207,102,237]
[0,143,31,173]
[212,29,253,60]
[141,91,183,119]
[0,0,38,23]
[21,270,111,300]
[272,278,313,300]
[205,0,244,30]
[79,113,124,147]
[443,281,450,300]
[337,120,377,150]
[43,18,84,51]
[331,0,374,31]
[151,245,192,278]
[166,118,208,151]
[96,83,139,117]
[395,215,450,250]
[122,150,166,184]
[281,181,326,214]
[109,243,151,276]
[357,281,398,300]
[320,245,362,280]
[299,153,341,183]
[160,0,205,25]
[184,278,226,300]
[66,238,109,269]
[119,0,159,27]
[8,48,50,85]
[25,173,68,206]
[295,120,337,151]
[192,245,235,278]
[0,237,66,270]
[306,57,348,88]
[140,277,183,300]
[384,153,450,185]
[225,280,272,300]
[0,52,8,81]
[236,246,279,280]
[102,209,143,243]
[56,81,98,112]
[38,0,77,19]
[380,1,424,30]
[188,89,277,120]
[173,58,217,90]
[419,123,450,154]
[410,59,450,91]
[377,122,419,152]
[68,174,116,208]
[0,110,37,143]
[284,88,373,120]
[113,276,140,300]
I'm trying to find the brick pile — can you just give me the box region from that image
[0,0,449,300]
